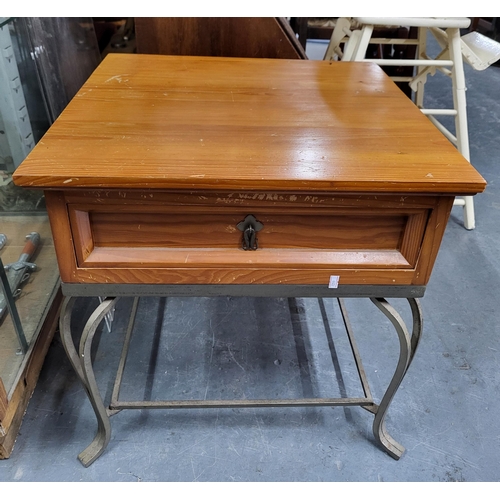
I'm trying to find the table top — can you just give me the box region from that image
[13,54,485,195]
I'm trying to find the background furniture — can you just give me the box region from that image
[0,17,101,460]
[135,17,307,59]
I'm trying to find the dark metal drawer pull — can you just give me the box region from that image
[236,214,264,250]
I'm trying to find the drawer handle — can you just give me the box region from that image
[236,214,264,251]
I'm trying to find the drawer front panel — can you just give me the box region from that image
[68,203,425,272]
[87,208,407,251]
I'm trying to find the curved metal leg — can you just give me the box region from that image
[59,296,120,467]
[60,297,85,383]
[369,297,423,460]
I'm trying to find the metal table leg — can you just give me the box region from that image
[369,297,423,459]
[59,293,423,466]
[59,296,120,467]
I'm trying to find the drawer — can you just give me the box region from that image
[45,190,453,286]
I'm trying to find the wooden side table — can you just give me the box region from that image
[13,54,486,466]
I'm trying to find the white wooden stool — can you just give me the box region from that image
[325,17,500,230]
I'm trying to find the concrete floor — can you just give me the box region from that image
[1,38,500,483]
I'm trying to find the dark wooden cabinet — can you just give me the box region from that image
[134,17,307,59]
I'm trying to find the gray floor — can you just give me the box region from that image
[2,38,500,483]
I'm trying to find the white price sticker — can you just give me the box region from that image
[329,275,340,289]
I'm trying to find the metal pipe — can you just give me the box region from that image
[0,257,28,353]
[110,397,374,411]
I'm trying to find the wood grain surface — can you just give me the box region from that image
[13,54,486,195]
[83,210,406,250]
